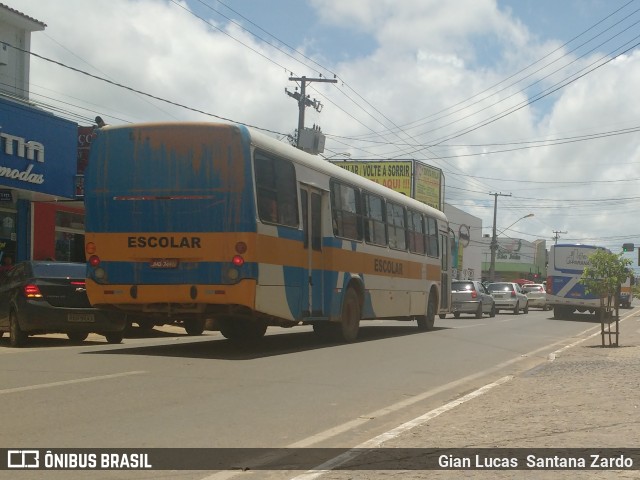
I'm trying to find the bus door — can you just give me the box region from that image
[440,231,451,311]
[300,186,325,317]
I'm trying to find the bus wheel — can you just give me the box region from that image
[312,322,337,341]
[105,332,123,344]
[184,319,205,336]
[340,288,360,342]
[417,295,436,331]
[67,332,89,343]
[220,317,267,342]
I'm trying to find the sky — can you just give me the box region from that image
[8,0,640,260]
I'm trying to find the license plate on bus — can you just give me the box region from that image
[67,313,95,323]
[150,258,179,269]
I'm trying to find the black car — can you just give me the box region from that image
[0,261,127,347]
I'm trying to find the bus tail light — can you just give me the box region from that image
[89,255,101,267]
[232,255,244,267]
[235,242,247,254]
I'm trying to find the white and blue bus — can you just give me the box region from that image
[84,122,451,342]
[546,243,606,318]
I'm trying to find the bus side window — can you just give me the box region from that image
[254,152,298,226]
[386,202,406,251]
[330,181,362,241]
[362,191,387,246]
[426,216,439,257]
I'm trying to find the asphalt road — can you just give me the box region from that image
[0,307,607,479]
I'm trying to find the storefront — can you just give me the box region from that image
[0,95,81,262]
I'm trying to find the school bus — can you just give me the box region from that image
[84,122,451,342]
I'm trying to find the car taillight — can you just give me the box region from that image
[471,290,477,299]
[511,290,516,297]
[24,284,43,298]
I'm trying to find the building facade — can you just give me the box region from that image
[444,203,483,281]
[0,3,85,263]
[479,235,547,283]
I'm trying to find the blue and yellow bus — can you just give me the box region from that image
[84,122,451,342]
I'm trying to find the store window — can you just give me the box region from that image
[55,211,85,262]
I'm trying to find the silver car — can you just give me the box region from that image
[447,280,496,318]
[487,282,529,314]
[522,283,548,310]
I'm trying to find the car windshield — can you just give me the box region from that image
[31,262,86,278]
[487,283,513,292]
[452,282,473,291]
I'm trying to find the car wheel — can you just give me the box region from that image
[439,313,447,319]
[524,302,529,314]
[475,303,483,319]
[105,332,123,344]
[67,332,89,343]
[9,311,27,348]
[490,304,496,318]
[453,312,461,319]
[513,302,520,315]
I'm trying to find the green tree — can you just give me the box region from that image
[580,250,632,316]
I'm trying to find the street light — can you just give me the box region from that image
[489,213,534,282]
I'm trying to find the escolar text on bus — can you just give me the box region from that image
[127,236,201,248]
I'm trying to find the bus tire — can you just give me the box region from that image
[340,288,360,342]
[184,319,205,336]
[67,332,89,343]
[220,317,267,342]
[417,294,436,331]
[105,332,123,344]
[312,322,337,341]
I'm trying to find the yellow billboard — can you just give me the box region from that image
[414,161,442,210]
[332,161,412,195]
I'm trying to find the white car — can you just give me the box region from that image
[522,283,549,310]
[487,282,529,314]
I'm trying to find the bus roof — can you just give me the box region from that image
[97,121,448,223]
[245,124,448,222]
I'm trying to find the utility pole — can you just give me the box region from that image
[285,76,337,148]
[488,192,511,282]
[552,230,568,245]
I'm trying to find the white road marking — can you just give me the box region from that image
[290,376,513,480]
[0,371,146,395]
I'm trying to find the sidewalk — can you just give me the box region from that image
[318,309,640,479]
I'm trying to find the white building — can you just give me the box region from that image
[444,203,482,281]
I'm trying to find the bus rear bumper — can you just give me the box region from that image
[86,279,256,314]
